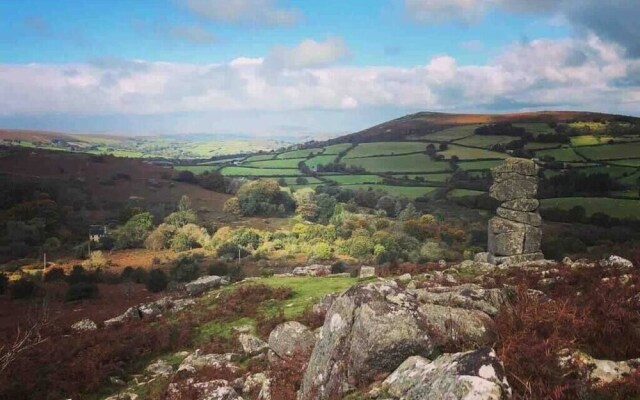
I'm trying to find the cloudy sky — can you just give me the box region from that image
[0,0,639,137]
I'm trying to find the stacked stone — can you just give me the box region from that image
[488,158,544,265]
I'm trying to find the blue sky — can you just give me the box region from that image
[0,0,638,136]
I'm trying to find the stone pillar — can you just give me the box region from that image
[487,158,544,265]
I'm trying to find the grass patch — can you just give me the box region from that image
[343,142,426,158]
[175,165,215,174]
[277,148,324,159]
[305,155,337,169]
[344,153,451,173]
[513,123,554,135]
[535,147,584,162]
[570,135,615,147]
[243,158,306,168]
[453,135,518,147]
[456,159,504,171]
[417,125,479,141]
[245,154,276,162]
[343,184,438,198]
[609,158,640,167]
[447,189,486,198]
[322,143,353,154]
[326,174,385,184]
[577,143,640,161]
[392,173,452,182]
[220,166,301,176]
[540,197,640,219]
[439,144,508,160]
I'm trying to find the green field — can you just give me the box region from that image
[540,197,640,219]
[420,125,479,141]
[243,158,305,168]
[448,189,486,198]
[281,176,323,185]
[611,159,640,167]
[525,142,562,151]
[453,135,518,148]
[392,173,452,182]
[220,167,301,176]
[344,153,451,173]
[322,143,353,154]
[325,174,385,184]
[535,147,585,162]
[343,142,425,158]
[244,154,276,162]
[573,165,639,179]
[305,155,337,168]
[174,165,215,174]
[513,123,553,135]
[611,190,640,199]
[570,135,615,147]
[344,184,438,198]
[440,145,508,160]
[276,148,324,159]
[456,160,504,171]
[577,143,640,161]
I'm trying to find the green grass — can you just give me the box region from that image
[305,155,337,169]
[391,173,452,182]
[344,153,451,173]
[611,159,640,167]
[277,148,324,159]
[281,176,322,185]
[540,197,640,219]
[245,154,276,162]
[577,143,640,161]
[419,125,479,141]
[568,121,609,133]
[513,123,553,135]
[344,184,438,198]
[175,165,216,174]
[243,158,306,168]
[290,183,324,191]
[453,135,518,147]
[573,165,638,179]
[570,135,615,147]
[611,190,640,199]
[439,144,508,160]
[220,166,301,176]
[448,189,486,198]
[343,142,426,158]
[456,159,504,171]
[535,147,585,162]
[618,171,640,186]
[325,174,385,184]
[322,143,353,154]
[525,142,562,151]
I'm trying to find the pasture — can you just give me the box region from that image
[343,153,451,173]
[439,144,508,160]
[535,147,585,162]
[447,189,486,198]
[392,173,452,182]
[456,160,504,171]
[219,166,301,176]
[305,155,337,168]
[344,184,438,199]
[453,135,517,148]
[276,148,324,159]
[343,142,425,158]
[325,174,385,184]
[420,125,479,141]
[577,143,640,161]
[322,143,353,154]
[540,197,640,219]
[243,158,305,169]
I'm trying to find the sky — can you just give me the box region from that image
[0,0,639,137]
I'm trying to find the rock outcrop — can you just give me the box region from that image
[371,348,512,400]
[292,264,332,277]
[104,297,195,327]
[488,158,544,265]
[185,275,222,297]
[268,321,316,360]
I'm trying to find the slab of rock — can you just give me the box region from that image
[299,281,434,400]
[490,176,537,202]
[167,379,242,400]
[561,350,640,386]
[239,334,269,356]
[71,318,97,332]
[104,297,195,327]
[185,275,222,297]
[415,284,509,317]
[359,266,376,278]
[600,255,634,270]
[268,321,316,360]
[419,303,495,347]
[145,359,174,378]
[312,293,339,315]
[398,273,412,282]
[373,348,511,400]
[176,351,240,377]
[488,217,527,256]
[496,207,542,227]
[501,198,539,212]
[292,264,331,277]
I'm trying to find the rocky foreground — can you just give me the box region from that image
[100,254,640,400]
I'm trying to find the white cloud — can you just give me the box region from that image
[0,35,638,120]
[405,0,498,23]
[461,40,484,52]
[179,0,301,26]
[264,37,350,69]
[168,24,216,44]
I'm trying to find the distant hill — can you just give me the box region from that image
[318,111,640,145]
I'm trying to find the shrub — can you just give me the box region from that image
[170,255,201,282]
[347,236,374,258]
[144,223,175,250]
[132,267,148,284]
[65,282,99,302]
[81,250,109,269]
[217,242,249,260]
[67,265,90,285]
[147,269,168,293]
[236,179,295,216]
[9,278,36,299]
[420,241,447,262]
[116,212,154,249]
[0,273,7,294]
[120,266,135,281]
[44,267,66,282]
[223,197,241,214]
[312,242,332,260]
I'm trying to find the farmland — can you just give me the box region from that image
[540,197,640,219]
[344,153,451,173]
[343,142,427,158]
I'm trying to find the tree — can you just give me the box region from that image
[236,180,295,216]
[175,170,196,183]
[116,212,154,249]
[178,195,192,212]
[398,203,420,221]
[294,188,319,221]
[375,196,396,217]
